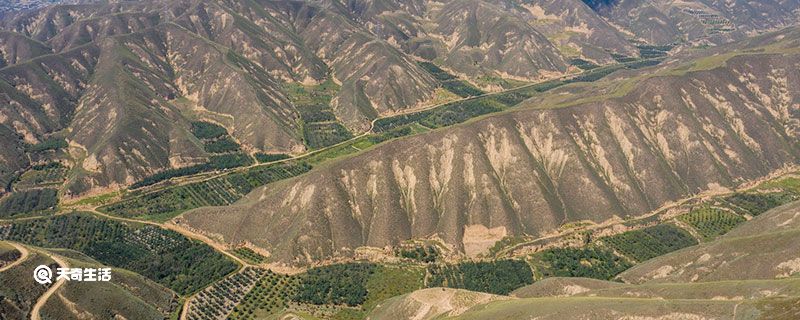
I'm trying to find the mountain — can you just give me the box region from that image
[1,0,797,196]
[1,1,800,320]
[179,28,800,265]
[0,0,629,195]
[596,0,800,45]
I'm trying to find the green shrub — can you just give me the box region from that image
[426,260,533,295]
[601,224,697,262]
[294,263,376,306]
[254,153,291,163]
[191,121,228,140]
[678,208,746,240]
[0,188,58,218]
[26,137,68,153]
[204,138,240,153]
[1,214,237,294]
[531,247,632,280]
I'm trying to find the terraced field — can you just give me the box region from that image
[426,260,534,295]
[678,207,746,240]
[231,247,268,265]
[417,61,485,98]
[285,80,355,149]
[374,58,663,133]
[12,162,67,190]
[101,161,311,221]
[529,247,633,280]
[599,224,698,263]
[0,213,237,295]
[722,192,798,216]
[187,267,267,320]
[0,188,58,218]
[228,270,300,320]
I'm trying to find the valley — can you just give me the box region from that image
[1,0,800,319]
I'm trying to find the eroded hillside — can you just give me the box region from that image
[2,0,796,196]
[181,38,800,264]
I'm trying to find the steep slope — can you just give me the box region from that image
[0,31,52,67]
[513,0,637,63]
[429,0,567,80]
[598,0,800,45]
[180,33,800,265]
[1,0,797,196]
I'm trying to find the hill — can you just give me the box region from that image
[180,28,800,265]
[369,199,800,319]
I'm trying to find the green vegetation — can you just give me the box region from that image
[130,120,254,188]
[417,61,456,81]
[0,188,58,218]
[487,236,527,257]
[232,247,267,264]
[229,270,299,320]
[376,58,663,133]
[191,121,243,154]
[0,214,237,294]
[13,162,67,190]
[104,161,311,221]
[373,97,504,132]
[395,244,439,263]
[304,122,354,149]
[611,53,638,63]
[304,126,420,165]
[333,265,425,319]
[294,263,377,306]
[285,80,355,149]
[569,58,599,70]
[0,248,55,319]
[637,44,673,59]
[600,224,698,262]
[678,207,746,240]
[426,260,534,295]
[417,61,484,97]
[530,247,633,280]
[442,80,485,97]
[65,190,120,207]
[130,153,254,189]
[26,137,68,153]
[191,121,228,140]
[0,242,21,264]
[204,137,241,153]
[187,268,265,320]
[42,252,178,320]
[723,192,798,216]
[254,153,291,163]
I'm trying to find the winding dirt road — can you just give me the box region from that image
[0,242,29,272]
[83,209,248,267]
[30,252,69,320]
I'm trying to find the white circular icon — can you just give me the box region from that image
[33,265,53,284]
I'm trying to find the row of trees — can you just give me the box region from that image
[2,214,237,294]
